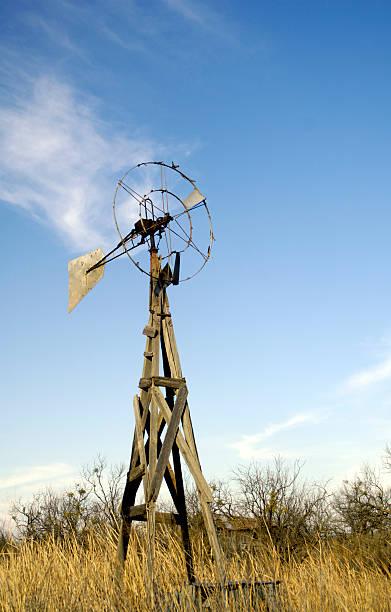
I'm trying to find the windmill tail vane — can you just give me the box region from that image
[68,248,105,314]
[68,213,176,313]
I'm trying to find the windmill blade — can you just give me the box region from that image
[173,252,180,285]
[68,248,105,313]
[182,187,205,209]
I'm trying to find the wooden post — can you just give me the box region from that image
[145,247,160,597]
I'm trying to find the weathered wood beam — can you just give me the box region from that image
[148,386,188,502]
[139,375,186,389]
[152,387,213,503]
[126,507,182,525]
[128,463,145,482]
[143,325,157,337]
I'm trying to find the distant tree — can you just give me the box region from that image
[184,477,238,531]
[81,455,125,531]
[11,485,91,542]
[333,464,391,535]
[233,457,331,553]
[11,456,126,542]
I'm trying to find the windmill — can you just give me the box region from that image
[68,161,225,591]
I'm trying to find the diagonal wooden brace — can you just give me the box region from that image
[148,386,188,502]
[153,387,213,503]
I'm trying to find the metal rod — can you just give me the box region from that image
[86,238,143,274]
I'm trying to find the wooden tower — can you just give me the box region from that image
[116,246,224,585]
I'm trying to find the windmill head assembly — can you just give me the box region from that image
[68,161,213,313]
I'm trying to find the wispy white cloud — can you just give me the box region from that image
[231,413,324,460]
[0,76,160,251]
[163,0,206,25]
[256,413,322,440]
[161,0,237,42]
[98,23,151,55]
[0,463,75,491]
[230,442,291,462]
[0,463,77,532]
[23,13,87,58]
[344,356,391,390]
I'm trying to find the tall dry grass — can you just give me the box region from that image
[1,528,391,611]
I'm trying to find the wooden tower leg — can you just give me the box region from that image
[116,313,155,567]
[160,291,225,584]
[172,443,195,582]
[116,249,160,574]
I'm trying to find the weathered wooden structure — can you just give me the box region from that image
[116,248,225,586]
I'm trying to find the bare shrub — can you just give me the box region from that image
[11,486,91,543]
[233,457,331,557]
[81,455,125,531]
[333,464,391,536]
[11,456,125,543]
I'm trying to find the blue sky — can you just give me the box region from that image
[2,0,391,522]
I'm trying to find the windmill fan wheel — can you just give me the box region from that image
[113,161,214,283]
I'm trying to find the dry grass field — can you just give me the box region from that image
[2,527,391,611]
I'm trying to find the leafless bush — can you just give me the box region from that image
[11,486,91,542]
[333,464,391,536]
[233,457,331,556]
[81,455,125,531]
[184,477,238,531]
[11,456,125,543]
